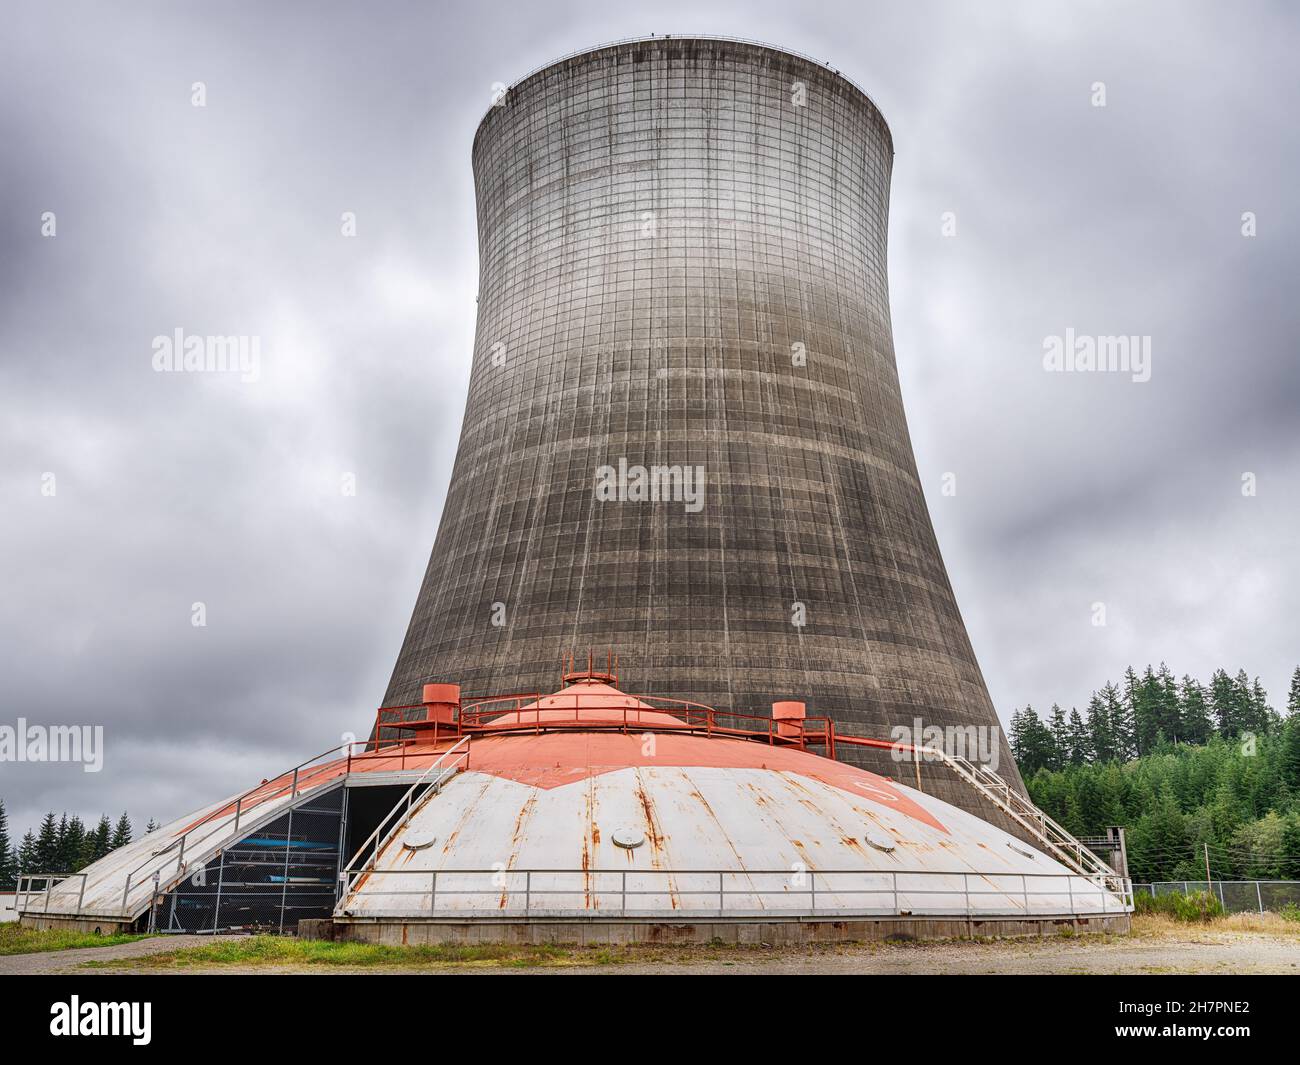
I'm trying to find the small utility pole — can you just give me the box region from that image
[1106,826,1129,880]
[1203,842,1212,890]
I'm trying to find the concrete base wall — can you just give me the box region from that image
[19,914,134,936]
[305,913,1130,946]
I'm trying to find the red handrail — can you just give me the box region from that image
[372,692,841,754]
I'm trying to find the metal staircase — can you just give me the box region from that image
[337,737,471,909]
[920,746,1124,890]
[16,739,361,925]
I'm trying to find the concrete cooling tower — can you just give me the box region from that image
[383,36,1023,806]
[19,38,1137,947]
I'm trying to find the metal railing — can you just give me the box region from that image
[17,734,464,922]
[110,740,360,920]
[336,867,1134,921]
[962,762,1121,886]
[373,691,1120,899]
[375,694,837,753]
[15,873,88,920]
[343,737,472,880]
[831,733,1123,893]
[1137,880,1300,915]
[112,735,476,916]
[485,35,886,122]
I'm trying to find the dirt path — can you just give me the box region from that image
[0,935,247,976]
[550,932,1299,975]
[16,927,1297,975]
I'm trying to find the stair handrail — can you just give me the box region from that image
[341,736,472,887]
[109,737,386,920]
[922,747,1121,888]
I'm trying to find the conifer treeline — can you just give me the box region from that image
[1009,664,1293,773]
[0,801,153,889]
[1014,665,1300,883]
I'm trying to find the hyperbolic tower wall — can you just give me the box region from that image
[384,38,1022,804]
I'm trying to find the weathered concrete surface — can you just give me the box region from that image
[382,36,1023,817]
[312,913,1129,946]
[20,914,133,935]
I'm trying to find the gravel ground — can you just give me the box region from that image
[0,935,246,976]
[5,926,1298,975]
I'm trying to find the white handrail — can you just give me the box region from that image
[337,866,1134,920]
[107,739,366,919]
[342,737,471,881]
[916,746,1122,890]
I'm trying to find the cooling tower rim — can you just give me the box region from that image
[474,34,892,154]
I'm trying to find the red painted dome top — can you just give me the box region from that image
[484,675,692,729]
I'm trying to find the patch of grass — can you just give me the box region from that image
[1217,911,1300,935]
[1134,890,1223,923]
[90,934,886,971]
[1131,911,1300,937]
[84,935,588,970]
[0,924,149,956]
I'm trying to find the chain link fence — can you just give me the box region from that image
[1134,880,1300,915]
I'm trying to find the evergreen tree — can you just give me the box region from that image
[1123,667,1147,755]
[1047,704,1068,770]
[1233,669,1264,736]
[110,813,132,850]
[1179,675,1212,746]
[1010,705,1056,774]
[1086,690,1117,763]
[1129,666,1160,755]
[17,831,37,875]
[0,799,14,889]
[33,813,58,871]
[1129,786,1190,881]
[1209,669,1239,737]
[1066,707,1091,765]
[57,815,86,872]
[1095,763,1129,827]
[88,815,112,863]
[1027,722,1300,883]
[1280,716,1300,791]
[1008,707,1026,762]
[1156,662,1183,742]
[1281,815,1300,874]
[1288,666,1300,718]
[1233,812,1287,879]
[1250,677,1278,735]
[144,818,159,834]
[1103,682,1130,759]
[52,813,70,872]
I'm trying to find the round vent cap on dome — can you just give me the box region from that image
[864,829,896,852]
[1007,840,1037,859]
[401,830,437,851]
[612,827,646,849]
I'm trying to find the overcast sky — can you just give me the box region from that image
[2,0,1296,837]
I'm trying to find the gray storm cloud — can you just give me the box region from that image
[1,0,1296,835]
